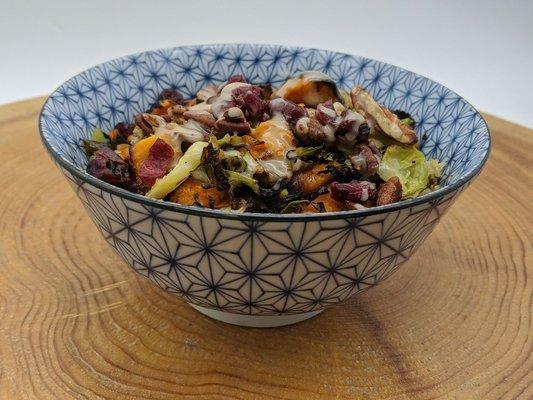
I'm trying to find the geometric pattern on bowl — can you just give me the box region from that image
[40,44,490,316]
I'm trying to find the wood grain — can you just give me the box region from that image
[0,97,531,399]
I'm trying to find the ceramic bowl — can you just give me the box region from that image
[39,44,490,327]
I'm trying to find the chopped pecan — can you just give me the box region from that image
[333,109,367,152]
[294,117,310,137]
[168,104,187,119]
[294,117,326,146]
[269,98,307,127]
[214,119,251,136]
[315,100,336,125]
[351,144,380,176]
[134,114,154,135]
[376,176,402,206]
[232,85,268,121]
[224,107,245,122]
[183,110,216,128]
[213,106,250,136]
[330,180,376,203]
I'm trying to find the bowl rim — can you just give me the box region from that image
[38,42,491,222]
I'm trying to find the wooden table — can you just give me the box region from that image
[0,98,531,399]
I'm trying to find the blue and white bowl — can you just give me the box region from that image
[39,44,490,327]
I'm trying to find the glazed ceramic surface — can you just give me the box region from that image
[39,44,490,323]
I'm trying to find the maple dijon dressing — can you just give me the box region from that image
[246,113,296,181]
[250,114,296,158]
[210,82,250,119]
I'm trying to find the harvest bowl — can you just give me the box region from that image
[39,44,490,327]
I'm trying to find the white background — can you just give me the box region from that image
[1,0,532,127]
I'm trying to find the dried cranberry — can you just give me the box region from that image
[114,122,134,139]
[87,147,131,188]
[335,110,360,136]
[315,100,336,126]
[138,139,174,188]
[232,85,268,121]
[281,100,308,126]
[158,88,183,104]
[227,74,247,83]
[330,180,376,203]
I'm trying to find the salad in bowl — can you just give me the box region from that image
[84,71,444,214]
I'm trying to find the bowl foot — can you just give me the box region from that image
[188,304,323,328]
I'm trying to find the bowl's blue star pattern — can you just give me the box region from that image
[40,44,490,315]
